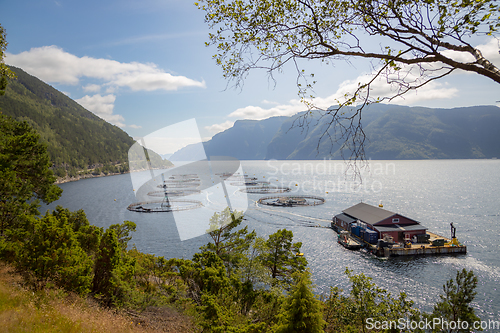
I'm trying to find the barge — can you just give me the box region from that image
[332,202,467,257]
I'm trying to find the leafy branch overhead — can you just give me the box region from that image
[196,0,500,162]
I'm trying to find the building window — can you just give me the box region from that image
[392,218,399,223]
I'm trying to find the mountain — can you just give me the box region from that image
[172,104,500,160]
[170,116,287,161]
[0,66,172,177]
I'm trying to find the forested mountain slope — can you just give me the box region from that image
[0,66,171,177]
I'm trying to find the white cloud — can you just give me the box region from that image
[226,64,458,120]
[83,84,101,92]
[441,38,500,67]
[5,45,206,91]
[75,94,126,127]
[478,39,500,66]
[105,86,116,94]
[228,102,305,120]
[204,120,235,134]
[261,99,279,105]
[128,124,142,129]
[6,45,206,128]
[112,71,205,91]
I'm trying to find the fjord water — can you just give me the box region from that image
[43,160,500,322]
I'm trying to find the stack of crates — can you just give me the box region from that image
[359,227,366,240]
[364,229,378,244]
[351,225,360,237]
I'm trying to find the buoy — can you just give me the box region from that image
[326,191,328,194]
[296,253,304,256]
[379,203,383,207]
[295,184,298,186]
[114,199,116,201]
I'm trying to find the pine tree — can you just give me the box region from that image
[260,229,307,288]
[431,269,481,333]
[275,271,325,333]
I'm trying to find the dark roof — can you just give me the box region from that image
[334,213,357,224]
[343,202,395,225]
[374,224,428,233]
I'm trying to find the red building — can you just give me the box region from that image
[333,202,427,242]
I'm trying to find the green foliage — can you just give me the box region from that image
[92,223,136,306]
[323,268,417,333]
[127,248,188,310]
[48,206,102,256]
[0,114,62,234]
[9,212,93,295]
[275,271,325,333]
[109,220,136,251]
[201,207,256,272]
[430,269,481,333]
[260,229,307,288]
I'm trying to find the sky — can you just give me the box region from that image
[1,0,500,154]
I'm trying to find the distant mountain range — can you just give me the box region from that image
[170,104,500,160]
[0,66,172,178]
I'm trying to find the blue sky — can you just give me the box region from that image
[2,0,500,154]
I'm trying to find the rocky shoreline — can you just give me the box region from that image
[55,171,129,184]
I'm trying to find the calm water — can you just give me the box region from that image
[43,160,500,323]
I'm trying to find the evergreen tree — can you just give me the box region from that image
[201,208,256,272]
[109,220,136,251]
[275,271,325,333]
[430,269,481,333]
[0,114,62,234]
[92,223,136,306]
[49,206,102,257]
[10,212,93,295]
[260,229,307,288]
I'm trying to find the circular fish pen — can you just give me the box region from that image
[127,199,203,212]
[257,195,325,207]
[171,174,199,178]
[157,182,201,189]
[147,189,201,197]
[241,186,291,194]
[163,178,199,183]
[230,180,271,186]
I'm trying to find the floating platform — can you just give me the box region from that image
[331,225,466,257]
[376,231,467,257]
[380,243,467,257]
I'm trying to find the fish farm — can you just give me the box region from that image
[147,189,201,197]
[257,195,325,207]
[240,186,291,194]
[127,199,203,212]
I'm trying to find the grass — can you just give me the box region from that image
[0,263,195,333]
